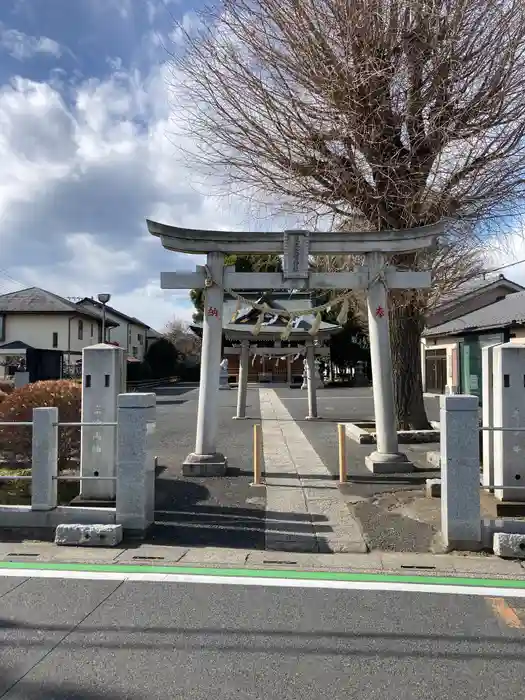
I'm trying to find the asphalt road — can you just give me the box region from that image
[1,574,525,699]
[151,384,265,549]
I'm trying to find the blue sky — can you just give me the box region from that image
[0,0,254,330]
[0,0,523,331]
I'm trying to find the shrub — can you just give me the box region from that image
[127,359,152,383]
[0,380,81,471]
[0,390,8,404]
[0,380,15,395]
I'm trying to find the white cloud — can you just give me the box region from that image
[0,24,63,60]
[0,12,300,333]
[0,39,258,330]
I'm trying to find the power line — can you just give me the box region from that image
[485,257,525,276]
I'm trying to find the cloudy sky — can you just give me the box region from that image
[0,0,268,331]
[0,0,524,332]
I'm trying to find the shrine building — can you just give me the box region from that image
[190,290,340,385]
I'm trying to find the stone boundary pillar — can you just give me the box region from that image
[305,342,318,420]
[80,343,125,502]
[115,392,156,534]
[440,394,481,551]
[234,339,250,420]
[31,407,58,511]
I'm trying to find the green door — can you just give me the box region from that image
[461,337,482,401]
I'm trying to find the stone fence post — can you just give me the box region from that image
[115,393,156,534]
[440,394,481,551]
[31,407,58,511]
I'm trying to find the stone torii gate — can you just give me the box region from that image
[148,220,444,476]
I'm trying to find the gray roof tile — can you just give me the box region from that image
[424,290,525,336]
[0,287,105,321]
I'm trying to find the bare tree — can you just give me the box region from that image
[169,0,525,427]
[164,318,202,359]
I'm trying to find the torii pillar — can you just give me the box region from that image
[149,220,444,475]
[184,251,227,475]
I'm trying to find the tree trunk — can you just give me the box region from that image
[389,299,431,430]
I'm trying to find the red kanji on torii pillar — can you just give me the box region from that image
[148,220,444,476]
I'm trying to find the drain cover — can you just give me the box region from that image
[263,560,297,565]
[7,553,40,557]
[400,565,436,570]
[132,556,165,561]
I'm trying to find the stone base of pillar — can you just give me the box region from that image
[305,415,319,421]
[365,451,414,474]
[232,416,247,420]
[182,452,228,477]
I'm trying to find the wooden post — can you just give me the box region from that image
[338,424,347,483]
[252,424,262,485]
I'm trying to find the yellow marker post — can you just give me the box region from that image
[252,423,262,485]
[338,424,347,483]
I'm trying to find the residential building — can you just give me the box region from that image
[421,274,525,399]
[75,298,151,361]
[0,287,118,377]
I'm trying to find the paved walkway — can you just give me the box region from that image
[260,389,367,553]
[149,384,444,554]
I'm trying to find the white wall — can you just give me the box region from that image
[1,313,102,360]
[69,316,99,355]
[102,309,147,360]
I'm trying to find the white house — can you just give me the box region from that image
[75,297,151,361]
[0,287,119,377]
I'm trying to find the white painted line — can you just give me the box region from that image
[2,567,525,598]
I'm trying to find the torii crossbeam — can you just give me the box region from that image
[148,220,443,476]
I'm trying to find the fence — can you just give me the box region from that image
[440,394,525,552]
[126,376,178,392]
[0,392,156,534]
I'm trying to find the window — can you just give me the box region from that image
[132,346,138,357]
[0,314,5,343]
[52,332,58,348]
[138,333,143,345]
[91,323,94,337]
[78,319,84,340]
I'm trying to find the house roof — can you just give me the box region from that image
[433,273,524,312]
[0,287,116,324]
[424,290,525,337]
[0,340,34,350]
[76,297,150,329]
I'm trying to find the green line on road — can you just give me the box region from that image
[0,560,524,588]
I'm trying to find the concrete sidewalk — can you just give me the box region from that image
[0,541,524,578]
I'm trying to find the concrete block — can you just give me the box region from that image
[440,394,481,550]
[492,343,525,501]
[80,343,126,501]
[493,532,525,559]
[116,393,156,532]
[55,523,123,547]
[426,478,441,498]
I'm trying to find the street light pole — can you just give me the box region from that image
[97,293,111,343]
